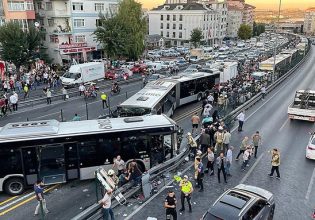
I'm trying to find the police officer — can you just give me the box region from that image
[179,175,193,212]
[101,92,108,109]
[164,190,177,220]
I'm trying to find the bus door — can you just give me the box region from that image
[21,147,38,186]
[64,143,79,180]
[38,144,66,185]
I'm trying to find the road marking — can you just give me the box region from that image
[279,118,289,132]
[239,153,265,184]
[0,184,58,212]
[35,111,60,119]
[0,196,17,206]
[305,168,315,201]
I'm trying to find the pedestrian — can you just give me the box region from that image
[45,88,52,104]
[196,157,204,192]
[62,87,68,101]
[241,147,251,171]
[206,147,215,176]
[79,84,86,96]
[268,148,280,179]
[179,175,193,212]
[9,92,18,111]
[194,151,202,182]
[236,110,245,131]
[112,155,125,176]
[214,127,224,153]
[164,190,177,220]
[223,129,231,154]
[101,92,108,109]
[107,169,119,187]
[216,152,227,183]
[191,112,200,135]
[72,113,81,121]
[99,189,115,220]
[236,136,249,161]
[23,84,29,99]
[202,103,212,118]
[261,85,266,100]
[202,115,213,128]
[252,131,262,158]
[200,129,210,153]
[187,132,197,159]
[34,180,50,216]
[226,146,234,176]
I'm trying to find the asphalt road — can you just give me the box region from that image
[0,46,314,219]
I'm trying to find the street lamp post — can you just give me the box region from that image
[272,0,282,82]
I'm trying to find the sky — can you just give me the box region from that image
[139,0,315,10]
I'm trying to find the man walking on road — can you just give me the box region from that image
[236,110,245,131]
[206,147,215,176]
[45,88,52,104]
[34,180,50,216]
[9,92,18,111]
[226,146,234,176]
[196,157,204,192]
[99,189,115,220]
[79,84,86,96]
[179,175,193,212]
[164,190,177,220]
[191,112,200,135]
[261,85,266,100]
[252,131,262,158]
[216,152,227,183]
[268,148,281,179]
[236,136,249,161]
[101,92,108,109]
[223,129,231,154]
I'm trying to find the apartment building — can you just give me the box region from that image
[304,8,315,35]
[35,0,119,64]
[227,0,255,28]
[148,0,227,47]
[226,5,242,38]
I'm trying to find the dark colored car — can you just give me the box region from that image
[201,184,275,220]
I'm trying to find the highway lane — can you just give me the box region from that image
[116,46,315,219]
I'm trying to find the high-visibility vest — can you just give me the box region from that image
[180,180,192,193]
[101,94,107,100]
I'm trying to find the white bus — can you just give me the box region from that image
[116,71,220,117]
[0,115,178,195]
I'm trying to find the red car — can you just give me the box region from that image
[105,68,133,80]
[130,64,147,74]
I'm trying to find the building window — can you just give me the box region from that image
[161,15,163,20]
[161,31,163,37]
[36,2,43,10]
[166,32,169,37]
[95,3,104,11]
[8,1,25,11]
[173,15,176,21]
[179,15,183,21]
[160,23,163,29]
[45,2,52,11]
[73,19,85,28]
[50,35,59,43]
[179,24,182,30]
[74,35,86,43]
[179,32,182,38]
[48,19,54,27]
[26,1,34,10]
[167,23,169,29]
[72,2,83,11]
[173,23,176,29]
[172,32,175,38]
[96,19,103,27]
[167,15,170,21]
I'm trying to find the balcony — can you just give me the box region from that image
[46,9,70,18]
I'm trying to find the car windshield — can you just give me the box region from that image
[63,72,80,79]
[117,106,151,117]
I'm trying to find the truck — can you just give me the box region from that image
[61,62,105,86]
[288,90,315,122]
[189,48,204,63]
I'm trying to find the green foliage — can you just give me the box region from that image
[0,21,42,69]
[190,28,203,48]
[238,24,252,40]
[253,22,266,36]
[93,0,147,60]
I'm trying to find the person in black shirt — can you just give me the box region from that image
[164,190,177,220]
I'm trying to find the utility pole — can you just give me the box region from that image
[272,0,282,82]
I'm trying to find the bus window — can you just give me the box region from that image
[163,88,176,115]
[78,140,99,167]
[99,137,120,164]
[64,143,79,180]
[0,148,22,178]
[120,135,149,166]
[150,135,164,167]
[196,78,208,93]
[180,80,196,99]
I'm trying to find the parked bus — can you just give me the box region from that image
[116,71,220,117]
[0,115,178,195]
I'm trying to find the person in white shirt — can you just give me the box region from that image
[99,189,115,220]
[112,155,125,176]
[9,92,18,111]
[236,110,245,132]
[203,103,212,118]
[207,94,214,104]
[226,146,234,176]
[241,147,251,171]
[261,86,266,100]
[79,84,86,96]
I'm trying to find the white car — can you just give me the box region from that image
[306,134,315,160]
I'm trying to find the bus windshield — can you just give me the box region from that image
[117,106,152,117]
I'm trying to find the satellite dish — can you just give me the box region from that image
[34,22,40,27]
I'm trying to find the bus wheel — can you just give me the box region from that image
[4,178,25,195]
[197,94,202,102]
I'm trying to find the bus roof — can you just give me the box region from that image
[119,81,177,109]
[0,115,176,143]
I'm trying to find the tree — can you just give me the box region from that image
[253,22,266,36]
[238,24,252,40]
[94,0,147,60]
[0,21,42,70]
[190,28,203,48]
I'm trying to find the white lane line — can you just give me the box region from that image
[305,168,315,201]
[239,153,265,184]
[34,111,60,119]
[124,160,194,220]
[0,192,34,210]
[279,118,290,132]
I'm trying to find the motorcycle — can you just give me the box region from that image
[110,86,121,95]
[84,90,97,99]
